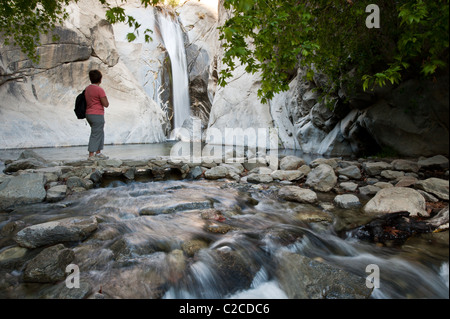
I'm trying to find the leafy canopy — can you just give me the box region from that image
[219,0,449,104]
[1,0,449,104]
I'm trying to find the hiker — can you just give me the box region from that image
[85,70,110,160]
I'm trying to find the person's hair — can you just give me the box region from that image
[89,70,103,84]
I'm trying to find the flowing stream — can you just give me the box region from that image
[0,179,448,299]
[157,11,191,129]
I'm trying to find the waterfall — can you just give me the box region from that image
[157,12,191,130]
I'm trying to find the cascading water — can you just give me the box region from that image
[157,11,191,130]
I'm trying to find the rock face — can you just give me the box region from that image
[0,0,167,149]
[15,216,98,249]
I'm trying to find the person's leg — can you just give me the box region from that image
[86,115,105,158]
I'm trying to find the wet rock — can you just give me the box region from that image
[46,185,68,202]
[205,221,233,234]
[23,244,75,283]
[248,167,273,175]
[334,194,361,209]
[0,246,29,269]
[140,200,213,216]
[427,206,449,230]
[415,178,449,201]
[15,216,98,249]
[181,239,209,257]
[305,164,337,192]
[348,212,433,245]
[0,173,46,209]
[363,187,428,217]
[271,170,304,182]
[279,186,318,204]
[336,165,362,180]
[363,162,392,176]
[276,251,372,299]
[280,156,306,170]
[40,280,91,299]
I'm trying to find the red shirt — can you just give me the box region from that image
[85,84,107,115]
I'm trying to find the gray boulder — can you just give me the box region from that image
[363,187,428,217]
[205,166,229,180]
[336,165,362,180]
[46,185,68,202]
[415,178,449,201]
[15,216,98,249]
[271,170,304,182]
[418,155,449,170]
[279,186,318,204]
[0,173,46,209]
[280,156,306,170]
[334,194,361,209]
[363,162,392,176]
[305,164,337,192]
[276,251,372,299]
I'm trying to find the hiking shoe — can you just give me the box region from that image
[87,156,96,162]
[95,153,109,160]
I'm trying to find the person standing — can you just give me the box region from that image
[85,70,110,160]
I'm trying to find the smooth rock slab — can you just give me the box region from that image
[363,187,428,217]
[14,216,98,249]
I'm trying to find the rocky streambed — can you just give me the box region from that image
[0,150,448,299]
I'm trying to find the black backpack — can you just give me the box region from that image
[74,90,87,119]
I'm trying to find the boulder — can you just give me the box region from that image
[23,244,75,283]
[363,162,392,176]
[271,170,304,182]
[336,165,362,180]
[280,156,306,170]
[0,173,46,209]
[305,164,337,192]
[415,178,449,201]
[4,158,47,173]
[46,185,68,202]
[276,251,372,299]
[279,186,318,204]
[391,159,420,173]
[340,182,359,192]
[334,194,361,209]
[418,155,449,170]
[246,174,274,184]
[15,216,98,249]
[359,185,381,196]
[205,166,229,180]
[363,187,428,217]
